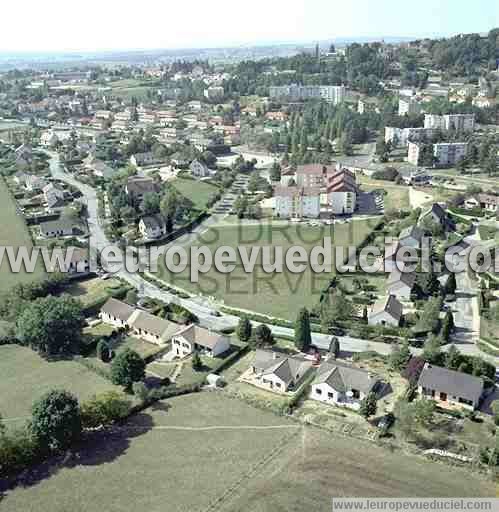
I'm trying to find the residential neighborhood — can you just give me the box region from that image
[0,8,498,511]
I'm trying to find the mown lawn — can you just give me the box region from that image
[0,345,121,425]
[0,179,46,292]
[157,219,379,319]
[172,177,219,210]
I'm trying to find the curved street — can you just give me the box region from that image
[48,153,495,363]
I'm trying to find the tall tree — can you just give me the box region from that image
[329,337,340,359]
[295,308,312,352]
[16,295,84,355]
[237,316,252,343]
[31,390,82,451]
[253,324,273,347]
[441,310,455,342]
[110,349,146,390]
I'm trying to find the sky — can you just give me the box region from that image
[0,0,497,52]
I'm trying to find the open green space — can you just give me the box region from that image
[0,179,46,292]
[157,219,379,319]
[63,277,129,307]
[358,175,410,211]
[172,177,219,210]
[0,344,121,425]
[1,392,493,512]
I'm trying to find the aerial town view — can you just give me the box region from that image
[0,0,499,510]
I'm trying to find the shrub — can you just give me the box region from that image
[81,391,131,429]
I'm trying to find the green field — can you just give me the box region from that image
[358,176,410,211]
[173,177,219,210]
[157,220,378,319]
[0,179,46,292]
[0,393,493,512]
[0,345,121,425]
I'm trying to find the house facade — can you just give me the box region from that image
[100,298,136,329]
[417,363,484,411]
[310,362,381,411]
[250,349,312,393]
[171,324,231,358]
[368,295,402,327]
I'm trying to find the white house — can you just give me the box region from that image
[171,324,231,358]
[417,363,484,411]
[368,295,403,327]
[310,361,381,411]
[100,298,137,329]
[128,310,178,345]
[190,159,211,178]
[250,349,312,393]
[387,269,416,300]
[138,214,168,239]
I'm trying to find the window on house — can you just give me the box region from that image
[315,388,322,395]
[328,392,334,399]
[352,389,360,399]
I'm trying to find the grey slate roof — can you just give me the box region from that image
[101,298,136,323]
[369,295,403,322]
[399,225,425,244]
[417,363,484,403]
[387,269,416,289]
[313,361,380,395]
[253,349,312,387]
[176,324,229,350]
[130,310,178,340]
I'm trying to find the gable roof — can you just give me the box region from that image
[399,225,425,243]
[253,349,312,386]
[175,324,229,350]
[369,295,403,322]
[417,363,484,403]
[313,361,380,395]
[129,310,178,340]
[101,298,136,323]
[126,176,157,196]
[140,214,166,232]
[387,269,417,289]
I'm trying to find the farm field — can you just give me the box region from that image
[219,425,494,512]
[0,393,493,512]
[0,179,46,292]
[157,219,379,319]
[0,345,121,426]
[0,393,300,511]
[172,177,219,210]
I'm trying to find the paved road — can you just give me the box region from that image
[48,153,497,363]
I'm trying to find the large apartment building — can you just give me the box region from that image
[424,113,475,132]
[269,84,346,105]
[273,185,321,219]
[385,126,437,146]
[326,168,358,214]
[408,141,468,166]
[398,97,422,116]
[274,163,358,218]
[433,142,468,166]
